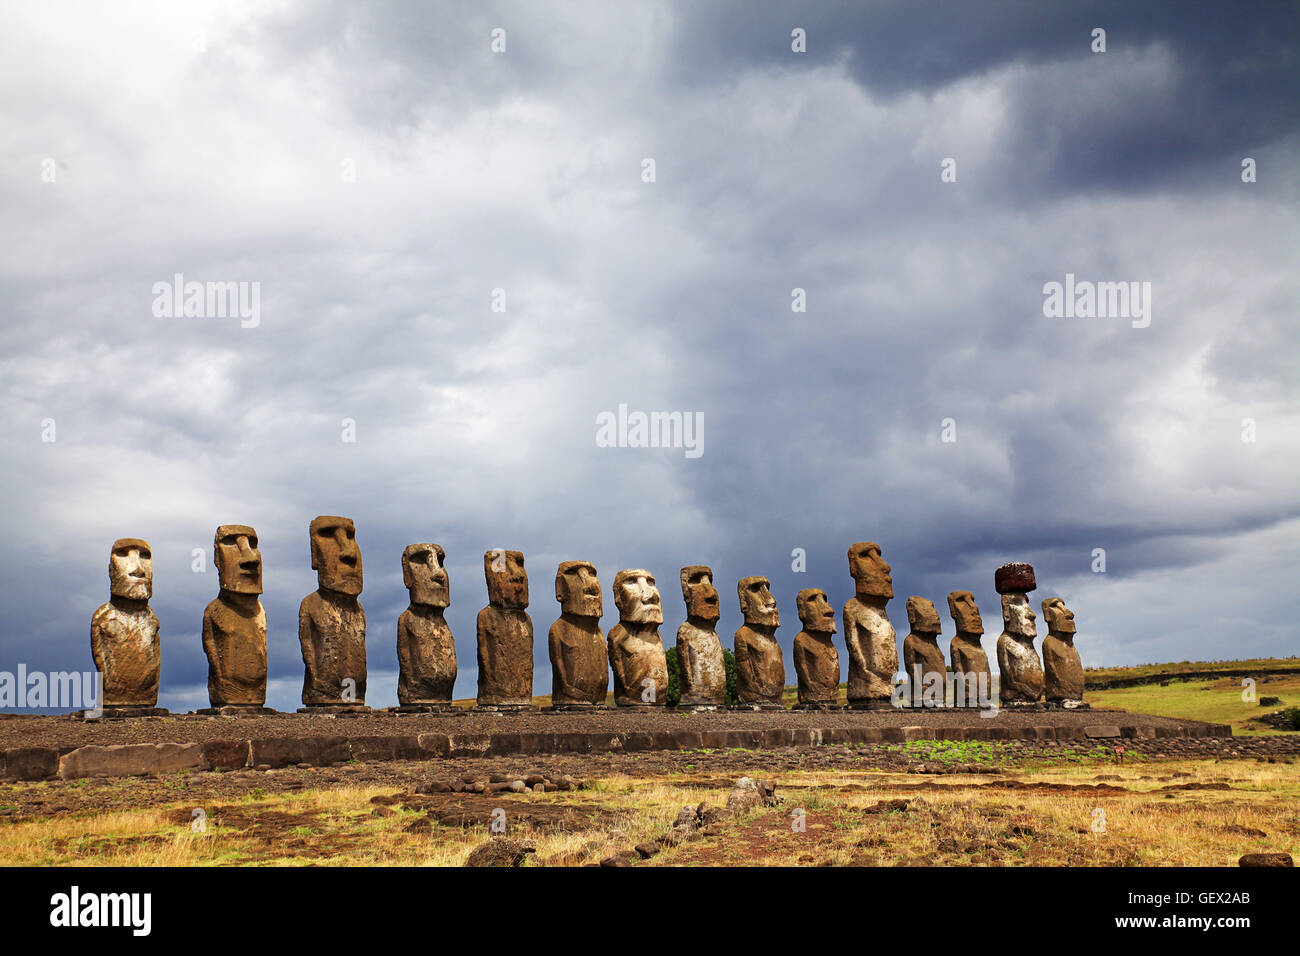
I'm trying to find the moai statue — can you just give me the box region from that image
[1041,597,1085,708]
[201,525,269,713]
[607,569,668,707]
[548,560,608,709]
[734,576,785,709]
[90,538,165,716]
[948,590,991,709]
[675,565,726,709]
[476,549,536,711]
[995,562,1044,707]
[298,516,368,710]
[395,543,457,711]
[792,587,840,709]
[903,596,946,708]
[842,542,898,710]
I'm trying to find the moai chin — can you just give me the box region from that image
[734,576,785,709]
[903,596,946,708]
[842,542,898,710]
[91,538,165,715]
[792,587,840,709]
[396,543,457,710]
[298,516,368,710]
[607,569,668,707]
[476,549,536,710]
[995,563,1044,706]
[548,560,608,709]
[947,590,991,708]
[1041,597,1085,707]
[675,565,726,708]
[201,525,268,712]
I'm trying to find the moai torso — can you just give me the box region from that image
[91,538,161,707]
[676,566,726,706]
[1041,597,1084,702]
[842,542,897,704]
[995,564,1043,704]
[548,561,608,706]
[793,588,840,705]
[477,550,534,707]
[203,525,267,707]
[947,591,990,707]
[734,576,784,705]
[396,543,456,705]
[608,569,667,706]
[299,516,367,706]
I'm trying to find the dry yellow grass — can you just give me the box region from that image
[2,759,1296,866]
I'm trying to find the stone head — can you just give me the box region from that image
[556,560,602,617]
[402,543,449,608]
[109,537,152,601]
[906,596,941,634]
[1041,597,1076,634]
[1001,592,1037,638]
[680,565,719,622]
[848,541,893,600]
[947,590,983,635]
[796,587,836,634]
[310,516,363,595]
[484,549,528,610]
[613,569,662,624]
[215,524,262,596]
[738,576,779,628]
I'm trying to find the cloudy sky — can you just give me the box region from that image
[2,0,1296,712]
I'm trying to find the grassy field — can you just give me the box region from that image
[1085,675,1298,736]
[1085,657,1300,684]
[2,748,1295,866]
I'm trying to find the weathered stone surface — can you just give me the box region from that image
[675,565,726,706]
[1084,725,1123,738]
[548,561,608,706]
[58,743,205,779]
[1238,853,1293,867]
[201,739,251,771]
[793,587,839,706]
[350,735,423,761]
[250,735,349,768]
[843,542,897,706]
[1041,597,1084,704]
[725,776,778,813]
[299,516,367,706]
[0,747,59,781]
[994,562,1037,594]
[397,543,456,706]
[902,596,945,707]
[464,838,535,867]
[948,590,992,708]
[997,590,1044,704]
[91,538,161,708]
[734,576,785,706]
[203,525,267,708]
[477,550,534,708]
[608,569,668,706]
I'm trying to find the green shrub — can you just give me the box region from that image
[664,646,682,707]
[724,648,739,707]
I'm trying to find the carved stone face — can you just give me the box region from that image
[402,543,449,608]
[796,588,836,633]
[1042,597,1076,634]
[310,516,362,595]
[948,591,983,634]
[680,565,719,622]
[906,596,941,634]
[738,576,779,627]
[556,560,602,617]
[614,569,662,624]
[1001,593,1037,638]
[484,549,528,609]
[848,541,893,599]
[109,538,152,600]
[215,525,262,595]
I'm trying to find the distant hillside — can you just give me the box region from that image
[1084,657,1300,689]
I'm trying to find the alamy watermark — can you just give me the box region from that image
[595,403,704,459]
[1042,273,1151,328]
[0,666,101,718]
[152,273,260,328]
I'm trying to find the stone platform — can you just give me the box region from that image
[0,708,1231,782]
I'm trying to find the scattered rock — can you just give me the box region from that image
[464,838,536,867]
[1238,853,1292,867]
